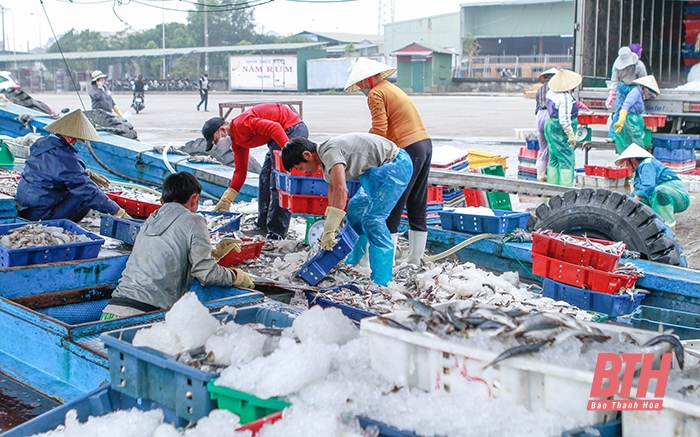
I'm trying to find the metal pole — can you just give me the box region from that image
[204,0,209,72]
[162,0,166,80]
[0,6,5,52]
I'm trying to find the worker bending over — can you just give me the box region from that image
[201,103,309,239]
[100,172,254,319]
[282,134,412,286]
[16,109,129,222]
[613,75,660,153]
[544,69,581,187]
[616,144,689,230]
[344,58,432,265]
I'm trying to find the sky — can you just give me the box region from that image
[0,0,470,53]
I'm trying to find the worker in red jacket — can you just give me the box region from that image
[201,104,309,239]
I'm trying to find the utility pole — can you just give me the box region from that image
[162,0,166,80]
[0,5,6,52]
[204,0,209,73]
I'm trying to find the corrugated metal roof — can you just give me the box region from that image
[326,43,379,53]
[0,42,327,63]
[392,43,456,56]
[298,31,383,45]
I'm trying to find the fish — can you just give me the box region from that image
[256,327,285,336]
[377,316,413,331]
[445,304,465,331]
[679,385,699,397]
[643,334,685,370]
[484,339,554,369]
[510,314,561,337]
[405,299,435,317]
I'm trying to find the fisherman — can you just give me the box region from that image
[534,67,559,182]
[100,172,255,319]
[344,58,433,265]
[544,69,581,187]
[613,75,660,153]
[89,70,123,117]
[615,144,689,230]
[201,103,309,239]
[16,109,130,222]
[282,134,412,286]
[606,46,647,139]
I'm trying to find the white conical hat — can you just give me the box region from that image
[613,46,639,70]
[633,75,661,95]
[615,143,653,166]
[547,69,583,92]
[539,67,559,78]
[91,70,107,82]
[343,57,396,92]
[45,109,101,142]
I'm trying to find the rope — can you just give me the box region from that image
[423,233,504,263]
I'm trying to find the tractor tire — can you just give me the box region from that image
[528,188,686,266]
[84,109,138,140]
[2,89,53,114]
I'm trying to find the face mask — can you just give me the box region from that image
[216,135,232,149]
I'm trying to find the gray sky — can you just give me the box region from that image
[0,0,470,52]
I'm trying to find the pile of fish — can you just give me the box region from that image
[0,169,20,196]
[538,229,627,255]
[107,187,161,204]
[199,212,235,231]
[0,223,92,249]
[381,299,685,372]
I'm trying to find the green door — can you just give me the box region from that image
[411,59,424,93]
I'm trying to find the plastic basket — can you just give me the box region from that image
[531,253,638,294]
[99,213,143,245]
[105,191,161,219]
[542,279,645,317]
[463,188,487,207]
[278,191,331,215]
[273,170,361,198]
[235,411,284,435]
[467,150,507,170]
[652,147,696,162]
[427,185,444,205]
[305,284,376,323]
[518,171,538,180]
[652,135,698,150]
[207,382,291,425]
[643,114,667,128]
[526,139,540,150]
[216,239,264,267]
[101,304,297,422]
[518,147,538,160]
[273,150,324,177]
[0,219,104,268]
[577,174,626,189]
[629,305,700,340]
[577,113,610,125]
[439,209,529,234]
[531,232,625,272]
[199,211,242,234]
[357,416,420,437]
[296,225,359,286]
[561,419,621,437]
[583,165,630,179]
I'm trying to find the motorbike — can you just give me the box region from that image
[130,82,147,114]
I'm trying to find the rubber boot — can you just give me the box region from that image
[546,166,560,186]
[358,242,370,267]
[406,230,427,265]
[560,168,575,187]
[391,233,400,265]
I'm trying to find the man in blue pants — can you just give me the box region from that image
[281,133,412,286]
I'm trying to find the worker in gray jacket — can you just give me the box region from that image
[100,172,254,319]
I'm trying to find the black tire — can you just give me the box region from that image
[528,188,686,266]
[84,109,138,140]
[2,89,53,114]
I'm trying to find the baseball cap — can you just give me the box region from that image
[202,117,227,151]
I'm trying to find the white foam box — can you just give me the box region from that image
[577,174,626,190]
[514,128,538,140]
[361,301,665,425]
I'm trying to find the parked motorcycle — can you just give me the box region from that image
[131,91,145,114]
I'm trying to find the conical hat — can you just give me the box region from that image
[613,46,639,70]
[344,58,396,92]
[547,69,583,92]
[45,109,101,142]
[633,75,661,95]
[539,67,559,78]
[614,143,653,166]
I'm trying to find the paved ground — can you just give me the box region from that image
[29,91,700,268]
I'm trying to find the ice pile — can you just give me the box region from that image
[255,405,363,437]
[0,223,92,249]
[133,292,220,355]
[292,305,358,345]
[155,409,251,437]
[451,206,496,216]
[32,408,165,437]
[204,322,267,366]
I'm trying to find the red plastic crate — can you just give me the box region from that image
[273,150,324,177]
[235,411,283,435]
[531,253,638,294]
[685,31,700,45]
[427,185,444,204]
[531,232,625,272]
[643,114,667,128]
[577,113,609,125]
[277,191,348,214]
[518,147,538,160]
[685,19,700,31]
[216,238,264,267]
[463,188,487,207]
[583,165,630,179]
[105,191,161,218]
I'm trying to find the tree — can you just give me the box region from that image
[345,43,356,56]
[187,1,256,47]
[461,33,481,78]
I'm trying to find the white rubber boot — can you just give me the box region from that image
[391,233,400,265]
[358,242,370,267]
[406,230,428,265]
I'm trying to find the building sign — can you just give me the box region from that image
[229,55,297,91]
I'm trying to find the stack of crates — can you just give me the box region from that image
[518,140,539,180]
[475,164,512,210]
[402,185,444,225]
[532,232,644,317]
[651,135,699,174]
[683,4,700,66]
[578,165,630,190]
[431,146,470,208]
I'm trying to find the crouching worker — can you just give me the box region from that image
[16,108,130,222]
[616,144,690,230]
[282,134,412,286]
[100,172,254,319]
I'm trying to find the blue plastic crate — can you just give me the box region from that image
[199,210,243,233]
[629,305,700,340]
[100,303,299,422]
[438,209,530,234]
[542,279,645,317]
[526,139,540,150]
[518,171,538,180]
[652,147,696,162]
[449,160,470,171]
[0,217,27,225]
[652,134,698,150]
[274,170,361,197]
[561,419,621,437]
[305,283,376,323]
[358,416,420,437]
[100,213,143,245]
[296,225,360,286]
[1,384,189,437]
[0,219,104,268]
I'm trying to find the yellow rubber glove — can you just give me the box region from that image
[112,105,123,117]
[213,188,238,212]
[320,206,346,251]
[231,268,255,288]
[87,170,111,188]
[114,208,131,219]
[565,127,576,147]
[212,238,243,261]
[614,110,628,133]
